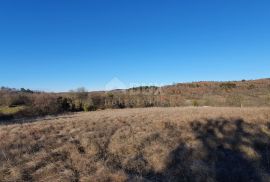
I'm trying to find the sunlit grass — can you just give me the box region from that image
[0,106,25,115]
[1,107,270,181]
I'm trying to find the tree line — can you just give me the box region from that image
[1,79,270,120]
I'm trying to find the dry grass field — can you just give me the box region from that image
[1,107,270,182]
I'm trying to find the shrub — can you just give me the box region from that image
[107,93,114,99]
[192,100,199,107]
[188,84,200,88]
[7,94,31,107]
[31,94,63,116]
[113,101,126,109]
[91,94,105,109]
[57,97,73,112]
[248,84,256,90]
[74,100,83,111]
[83,102,96,112]
[220,82,237,90]
[144,102,154,108]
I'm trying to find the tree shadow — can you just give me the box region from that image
[123,118,270,182]
[187,118,270,182]
[0,113,77,125]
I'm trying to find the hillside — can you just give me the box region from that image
[0,78,270,121]
[1,107,270,181]
[121,78,270,107]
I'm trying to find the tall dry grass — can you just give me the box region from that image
[1,107,270,182]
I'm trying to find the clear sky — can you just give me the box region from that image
[0,0,270,92]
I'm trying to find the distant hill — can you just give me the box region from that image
[1,78,270,121]
[103,78,270,107]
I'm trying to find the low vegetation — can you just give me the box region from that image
[0,107,270,181]
[0,78,270,121]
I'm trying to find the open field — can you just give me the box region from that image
[1,107,270,182]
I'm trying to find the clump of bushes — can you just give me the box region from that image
[113,101,126,109]
[248,84,256,90]
[188,83,200,88]
[220,82,237,90]
[6,94,31,107]
[82,100,97,112]
[1,78,270,121]
[57,97,75,112]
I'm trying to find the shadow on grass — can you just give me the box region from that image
[2,116,270,181]
[0,112,77,125]
[124,118,270,182]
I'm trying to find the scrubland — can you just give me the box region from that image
[1,107,270,182]
[1,79,270,121]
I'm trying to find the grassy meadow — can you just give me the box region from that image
[1,107,270,182]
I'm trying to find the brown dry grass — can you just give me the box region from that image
[1,107,270,182]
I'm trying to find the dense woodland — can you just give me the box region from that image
[1,78,270,120]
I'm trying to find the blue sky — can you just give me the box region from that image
[0,0,270,92]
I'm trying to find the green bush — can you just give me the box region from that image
[74,101,83,111]
[56,97,74,112]
[83,103,92,112]
[220,82,237,90]
[192,100,199,107]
